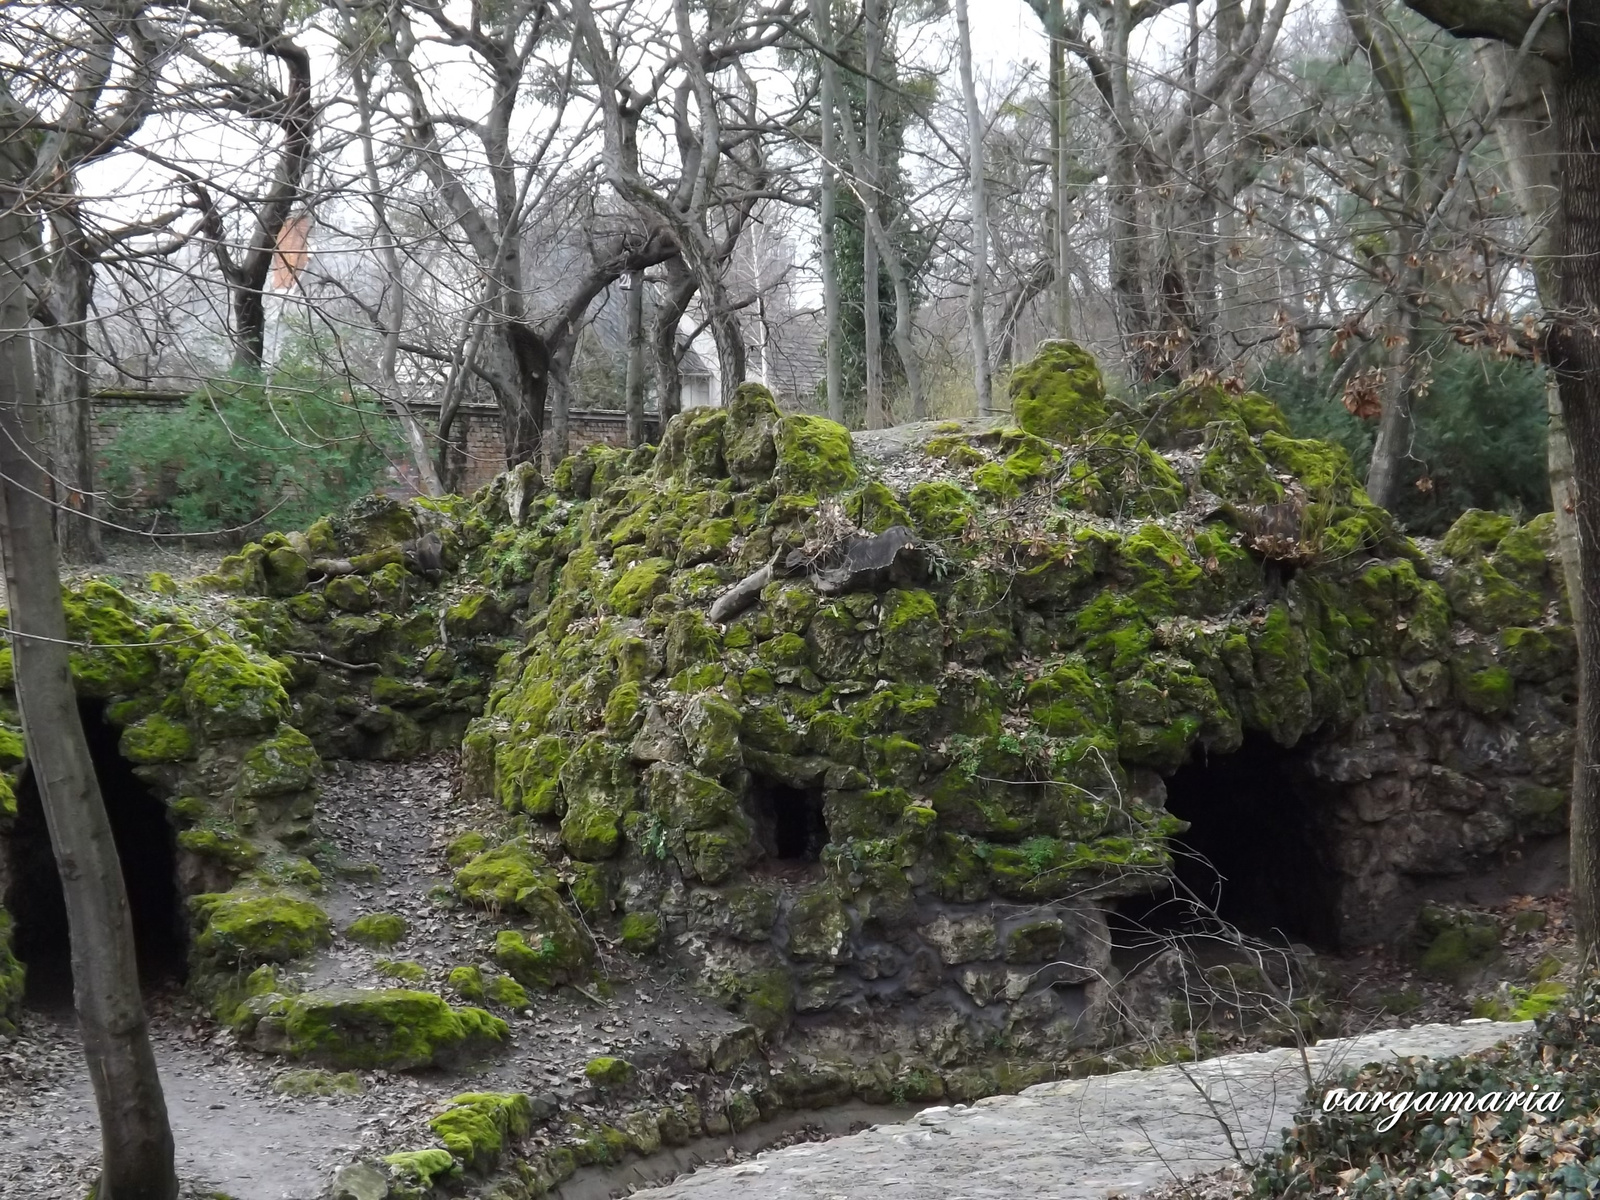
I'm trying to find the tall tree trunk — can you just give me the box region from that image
[816,0,845,424]
[1050,0,1071,337]
[34,219,101,562]
[624,271,648,445]
[1554,12,1600,954]
[0,151,177,1200]
[955,0,992,418]
[652,263,697,425]
[1364,264,1424,509]
[224,36,313,374]
[1105,0,1155,371]
[1341,0,1425,510]
[1480,43,1583,622]
[863,0,887,429]
[353,53,443,497]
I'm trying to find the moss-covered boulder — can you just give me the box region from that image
[1008,340,1111,440]
[271,987,507,1070]
[774,415,857,496]
[182,645,292,738]
[429,1092,534,1174]
[345,912,408,947]
[191,890,332,966]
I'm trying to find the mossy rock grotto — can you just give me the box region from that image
[0,342,1575,1197]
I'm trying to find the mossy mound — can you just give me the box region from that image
[190,889,332,967]
[428,1091,534,1173]
[265,986,508,1070]
[345,911,408,948]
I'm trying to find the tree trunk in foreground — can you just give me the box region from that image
[1479,42,1584,625]
[1553,27,1600,955]
[0,154,177,1200]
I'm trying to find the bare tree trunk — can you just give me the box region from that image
[1105,0,1155,370]
[351,50,443,497]
[1365,270,1423,509]
[862,0,887,428]
[1553,26,1600,955]
[816,0,845,424]
[653,262,697,424]
[955,0,992,419]
[34,224,101,562]
[216,32,314,374]
[624,271,648,445]
[1341,0,1425,510]
[1481,42,1583,623]
[0,150,177,1200]
[1050,0,1071,337]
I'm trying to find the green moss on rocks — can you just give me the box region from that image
[384,1148,459,1188]
[585,1056,635,1087]
[447,965,486,1003]
[430,1092,534,1173]
[559,737,637,859]
[1009,340,1110,440]
[0,910,23,1034]
[1145,382,1289,447]
[375,959,427,983]
[1417,905,1501,978]
[192,890,332,966]
[1453,661,1516,715]
[725,383,782,487]
[61,582,157,696]
[609,559,673,617]
[774,415,858,496]
[620,911,661,953]
[453,840,558,912]
[484,973,528,1008]
[272,1068,363,1098]
[906,481,975,539]
[346,912,408,947]
[492,927,591,990]
[1199,419,1284,504]
[119,713,195,763]
[278,987,507,1070]
[238,727,318,797]
[325,576,374,613]
[1442,509,1517,559]
[182,646,291,738]
[177,829,261,873]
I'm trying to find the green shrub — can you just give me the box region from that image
[1255,346,1549,535]
[101,361,399,534]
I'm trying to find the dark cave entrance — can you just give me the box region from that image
[1115,733,1343,956]
[746,773,828,864]
[4,702,187,1004]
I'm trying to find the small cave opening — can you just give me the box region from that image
[4,701,186,1004]
[1113,733,1342,960]
[745,773,828,865]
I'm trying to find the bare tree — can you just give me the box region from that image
[1398,0,1600,950]
[0,118,177,1200]
[955,0,993,418]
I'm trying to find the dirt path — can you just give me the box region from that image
[624,1020,1533,1200]
[3,759,750,1200]
[2,1009,367,1200]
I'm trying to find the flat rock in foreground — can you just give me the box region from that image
[631,1020,1531,1199]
